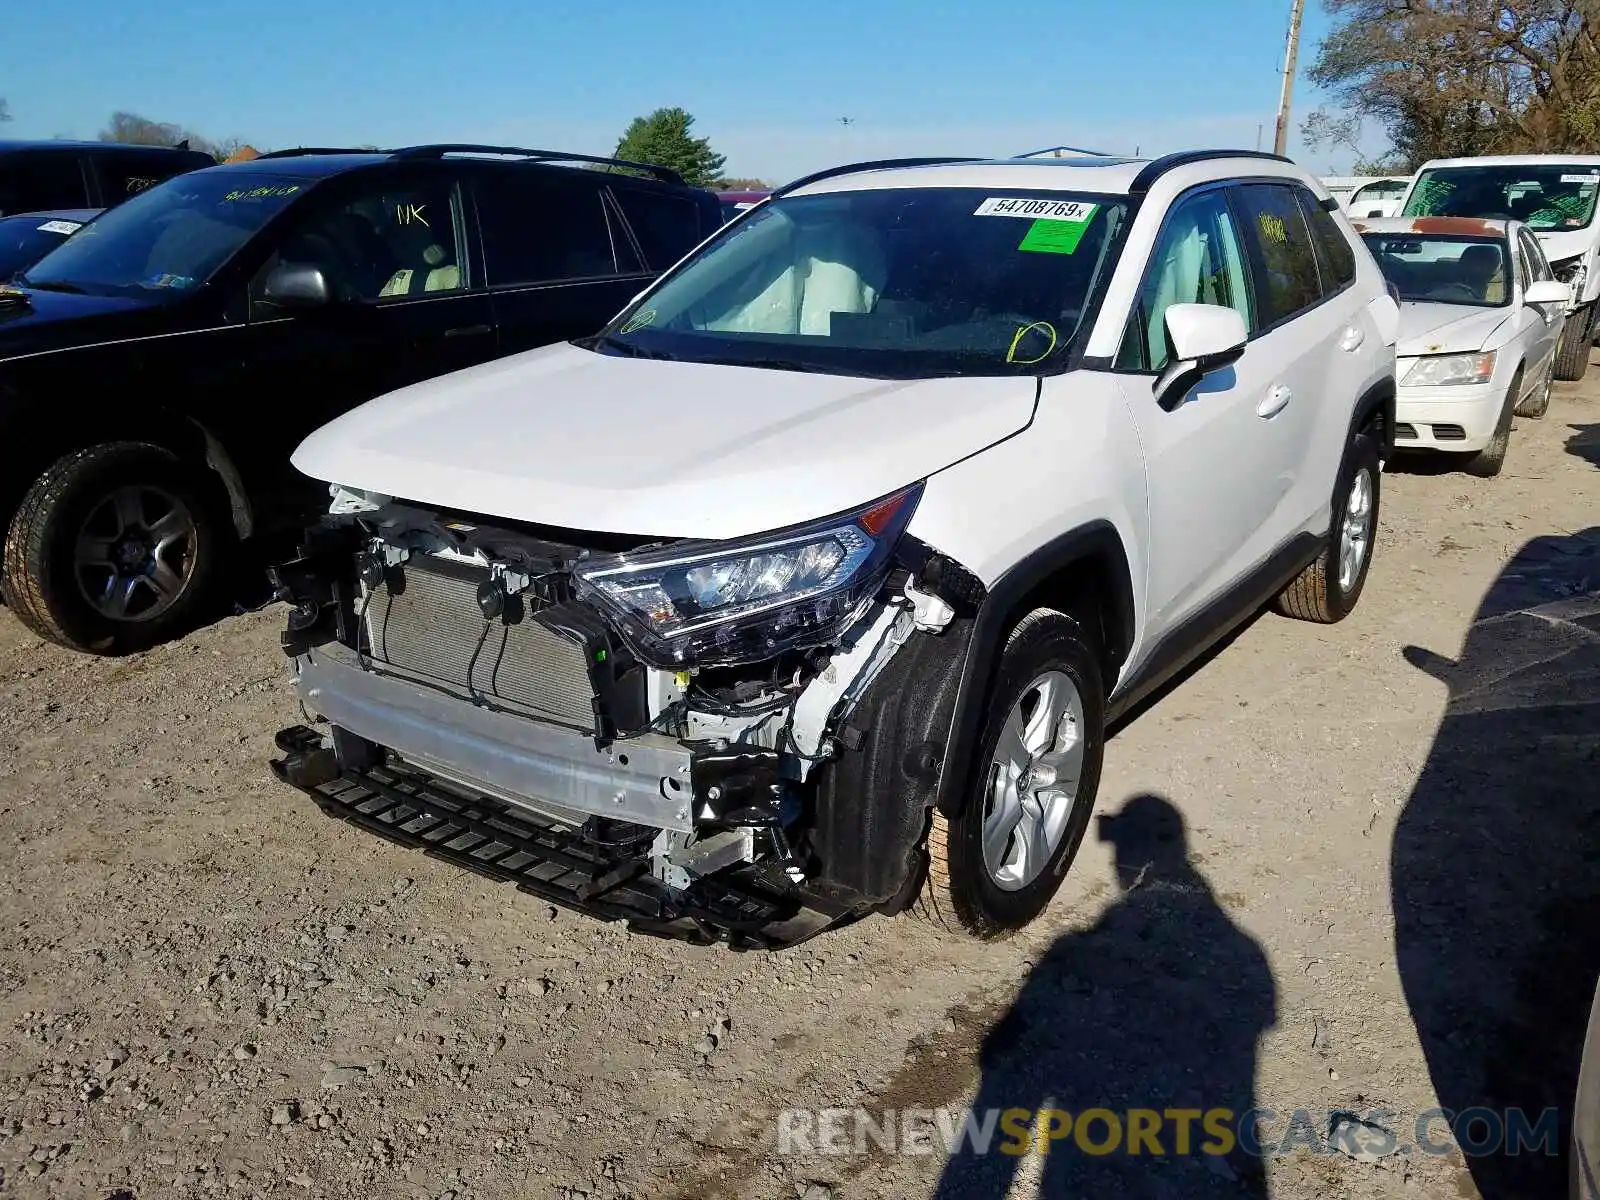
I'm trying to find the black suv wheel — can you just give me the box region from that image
[1,443,225,653]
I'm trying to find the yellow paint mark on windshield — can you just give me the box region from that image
[1006,320,1058,365]
[224,185,301,202]
[620,308,658,334]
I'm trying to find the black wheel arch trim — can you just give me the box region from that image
[1351,375,1396,461]
[931,519,1134,820]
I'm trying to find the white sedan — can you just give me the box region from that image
[1355,216,1570,476]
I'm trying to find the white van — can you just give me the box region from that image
[1398,155,1600,379]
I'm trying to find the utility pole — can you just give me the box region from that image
[1273,0,1306,157]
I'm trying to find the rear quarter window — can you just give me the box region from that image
[1303,194,1357,291]
[611,187,702,271]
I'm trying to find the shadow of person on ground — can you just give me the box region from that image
[934,794,1275,1199]
[1394,526,1600,1198]
[1568,423,1600,470]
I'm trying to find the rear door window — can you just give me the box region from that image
[0,152,91,215]
[610,187,701,271]
[1232,183,1323,327]
[474,171,637,287]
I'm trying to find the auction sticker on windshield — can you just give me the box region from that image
[36,220,83,235]
[974,197,1099,221]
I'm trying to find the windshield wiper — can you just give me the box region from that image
[593,333,677,361]
[701,356,840,375]
[16,278,85,294]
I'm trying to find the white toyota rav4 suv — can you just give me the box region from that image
[269,151,1399,947]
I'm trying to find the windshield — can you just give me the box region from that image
[0,215,85,281]
[1361,233,1511,306]
[20,171,310,298]
[589,187,1129,378]
[1403,165,1600,232]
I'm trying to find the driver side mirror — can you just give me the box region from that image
[1154,303,1249,411]
[261,261,332,310]
[1524,279,1571,307]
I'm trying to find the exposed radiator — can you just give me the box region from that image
[362,560,596,731]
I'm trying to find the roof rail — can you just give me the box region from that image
[773,156,987,198]
[254,147,382,159]
[388,144,684,185]
[1130,148,1295,193]
[1013,144,1112,159]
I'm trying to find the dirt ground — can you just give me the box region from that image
[2,377,1597,1200]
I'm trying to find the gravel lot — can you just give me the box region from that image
[2,378,1597,1200]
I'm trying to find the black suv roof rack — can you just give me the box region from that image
[1014,144,1113,158]
[388,144,684,185]
[773,156,986,198]
[1130,149,1295,193]
[254,147,382,159]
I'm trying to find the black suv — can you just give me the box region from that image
[0,144,722,653]
[0,140,215,217]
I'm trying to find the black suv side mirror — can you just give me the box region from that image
[261,262,332,310]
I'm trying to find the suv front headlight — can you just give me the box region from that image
[574,485,923,667]
[1401,351,1496,387]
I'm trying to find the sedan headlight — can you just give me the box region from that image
[574,485,922,666]
[1401,351,1496,387]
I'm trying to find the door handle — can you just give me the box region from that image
[444,324,492,339]
[1338,324,1365,352]
[1257,385,1292,418]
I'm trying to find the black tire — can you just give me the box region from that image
[1554,304,1594,382]
[1514,359,1552,419]
[1462,378,1517,478]
[913,609,1105,939]
[1276,425,1381,624]
[1,443,225,654]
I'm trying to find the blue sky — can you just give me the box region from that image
[2,0,1381,181]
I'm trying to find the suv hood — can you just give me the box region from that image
[0,286,168,360]
[1396,302,1513,356]
[292,343,1039,541]
[1529,225,1594,268]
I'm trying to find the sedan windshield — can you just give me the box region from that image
[1361,233,1511,306]
[20,171,311,298]
[590,188,1129,378]
[1403,165,1600,231]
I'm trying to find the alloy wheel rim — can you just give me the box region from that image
[1338,468,1374,594]
[74,485,198,623]
[982,669,1087,892]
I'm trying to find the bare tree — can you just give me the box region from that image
[1307,0,1600,168]
[100,111,214,156]
[0,97,11,124]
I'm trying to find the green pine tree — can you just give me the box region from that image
[613,107,727,188]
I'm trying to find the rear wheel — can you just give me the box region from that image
[913,609,1105,939]
[1,443,225,653]
[1554,304,1594,381]
[1276,424,1380,624]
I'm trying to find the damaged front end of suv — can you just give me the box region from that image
[269,483,985,948]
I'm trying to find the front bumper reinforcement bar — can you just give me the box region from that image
[270,726,839,949]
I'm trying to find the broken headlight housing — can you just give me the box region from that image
[574,485,922,667]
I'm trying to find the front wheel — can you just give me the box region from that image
[1275,425,1381,624]
[913,609,1105,939]
[1,443,225,654]
[1554,304,1594,382]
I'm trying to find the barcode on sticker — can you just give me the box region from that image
[35,220,82,235]
[1560,173,1600,184]
[975,197,1098,221]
